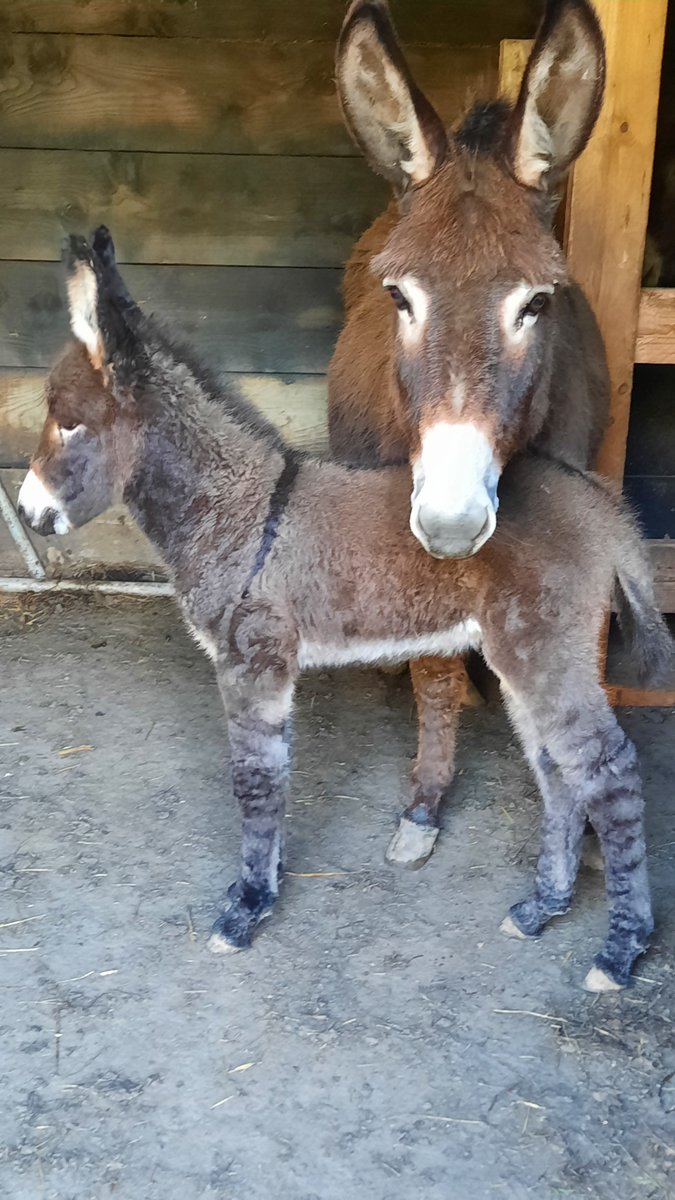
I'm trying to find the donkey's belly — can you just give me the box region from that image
[297,619,482,670]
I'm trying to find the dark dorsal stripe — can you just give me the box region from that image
[241,450,300,600]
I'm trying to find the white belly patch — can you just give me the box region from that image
[298,619,482,670]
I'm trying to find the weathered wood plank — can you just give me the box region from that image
[0,263,342,372]
[0,369,329,464]
[635,288,675,365]
[3,1,540,45]
[0,36,496,155]
[563,0,668,483]
[1,468,166,580]
[0,149,387,267]
[498,38,532,103]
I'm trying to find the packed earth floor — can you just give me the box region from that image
[1,597,675,1200]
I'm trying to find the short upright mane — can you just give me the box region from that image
[121,303,288,455]
[455,100,512,154]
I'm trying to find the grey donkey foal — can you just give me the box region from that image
[18,231,673,991]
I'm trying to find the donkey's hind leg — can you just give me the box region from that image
[386,655,467,869]
[209,660,296,955]
[500,681,652,990]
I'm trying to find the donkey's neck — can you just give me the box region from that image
[123,384,282,577]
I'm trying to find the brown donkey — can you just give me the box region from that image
[329,0,609,867]
[17,230,672,991]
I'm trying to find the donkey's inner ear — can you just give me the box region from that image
[510,0,605,191]
[64,238,105,370]
[336,0,448,192]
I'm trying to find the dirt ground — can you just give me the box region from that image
[1,597,675,1200]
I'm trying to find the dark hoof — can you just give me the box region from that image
[584,923,653,992]
[386,817,439,869]
[503,894,570,939]
[208,883,276,955]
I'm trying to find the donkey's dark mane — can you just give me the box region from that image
[158,326,287,451]
[107,296,289,456]
[455,100,512,154]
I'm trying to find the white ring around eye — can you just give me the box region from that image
[382,275,428,342]
[58,423,85,442]
[501,283,555,344]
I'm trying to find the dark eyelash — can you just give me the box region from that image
[520,292,549,321]
[385,285,412,314]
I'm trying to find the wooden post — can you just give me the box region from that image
[563,0,668,483]
[564,0,670,705]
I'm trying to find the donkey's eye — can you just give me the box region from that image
[58,422,84,442]
[385,284,412,316]
[518,292,549,325]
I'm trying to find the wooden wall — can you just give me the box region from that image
[0,0,543,470]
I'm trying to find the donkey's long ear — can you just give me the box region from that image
[510,0,605,191]
[64,235,106,369]
[336,0,448,192]
[92,225,138,314]
[64,231,134,370]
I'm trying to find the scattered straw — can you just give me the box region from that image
[186,907,196,942]
[229,1062,255,1074]
[210,1095,235,1110]
[0,947,39,954]
[494,1008,564,1023]
[286,871,349,878]
[0,914,45,929]
[57,745,94,758]
[404,1115,485,1127]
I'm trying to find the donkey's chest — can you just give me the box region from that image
[297,620,482,670]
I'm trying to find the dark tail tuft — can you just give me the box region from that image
[615,574,674,688]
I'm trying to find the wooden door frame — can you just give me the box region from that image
[502,1,674,707]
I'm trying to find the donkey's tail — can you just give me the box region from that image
[614,512,673,688]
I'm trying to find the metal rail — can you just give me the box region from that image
[0,577,173,597]
[0,477,46,580]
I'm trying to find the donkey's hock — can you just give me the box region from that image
[20,227,673,989]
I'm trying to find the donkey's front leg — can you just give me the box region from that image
[209,668,295,955]
[386,655,467,869]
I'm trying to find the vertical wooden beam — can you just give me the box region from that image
[498,38,533,102]
[563,0,668,482]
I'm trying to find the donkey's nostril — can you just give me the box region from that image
[33,509,57,537]
[418,505,486,545]
[415,502,493,559]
